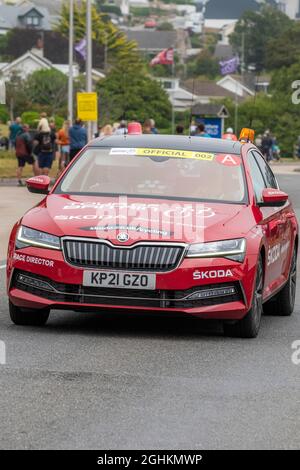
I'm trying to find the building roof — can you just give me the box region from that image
[204,0,277,20]
[214,44,234,60]
[0,3,51,30]
[125,30,177,51]
[191,103,230,117]
[89,134,242,155]
[217,74,255,95]
[183,79,237,100]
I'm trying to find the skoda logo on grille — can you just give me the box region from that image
[117,232,129,243]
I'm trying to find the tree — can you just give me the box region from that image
[265,22,300,71]
[230,5,291,72]
[24,69,68,116]
[57,2,138,66]
[187,50,220,79]
[96,59,172,129]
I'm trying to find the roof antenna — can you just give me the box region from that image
[188,77,196,139]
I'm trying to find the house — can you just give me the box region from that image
[183,79,239,102]
[0,2,52,34]
[158,78,195,111]
[217,75,255,99]
[125,30,177,52]
[0,50,79,81]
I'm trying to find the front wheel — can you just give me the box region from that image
[264,247,297,316]
[9,301,50,326]
[224,256,263,339]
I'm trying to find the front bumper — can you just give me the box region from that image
[7,246,256,320]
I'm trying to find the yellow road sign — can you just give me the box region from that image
[77,92,98,121]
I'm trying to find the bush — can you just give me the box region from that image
[21,111,40,128]
[0,105,9,124]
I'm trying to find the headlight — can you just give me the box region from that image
[186,238,246,262]
[17,226,61,250]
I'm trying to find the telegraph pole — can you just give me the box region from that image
[86,0,93,140]
[68,0,74,123]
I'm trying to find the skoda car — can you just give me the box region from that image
[6,133,298,338]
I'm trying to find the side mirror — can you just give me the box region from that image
[26,175,50,195]
[259,188,288,207]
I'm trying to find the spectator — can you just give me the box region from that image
[143,120,152,134]
[195,123,211,138]
[261,131,273,161]
[150,119,158,134]
[57,120,70,172]
[9,117,23,149]
[189,119,197,136]
[69,119,88,161]
[34,123,56,176]
[15,124,38,186]
[37,112,49,132]
[176,125,184,135]
[114,120,127,135]
[100,124,113,136]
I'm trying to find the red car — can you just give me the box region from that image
[6,131,298,338]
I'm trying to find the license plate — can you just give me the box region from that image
[83,270,156,290]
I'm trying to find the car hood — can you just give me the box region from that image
[21,194,254,245]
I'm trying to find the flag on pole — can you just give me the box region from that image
[219,56,240,76]
[75,37,87,61]
[150,48,174,66]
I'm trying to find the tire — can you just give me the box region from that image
[9,301,50,326]
[263,247,297,317]
[224,256,263,339]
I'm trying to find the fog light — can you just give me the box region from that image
[17,274,55,292]
[186,286,236,300]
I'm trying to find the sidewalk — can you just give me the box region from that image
[269,161,300,175]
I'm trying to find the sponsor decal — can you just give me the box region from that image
[109,148,215,161]
[79,224,171,236]
[215,154,241,166]
[193,269,233,280]
[13,253,54,267]
[267,240,291,266]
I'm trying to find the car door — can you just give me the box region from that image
[247,151,283,295]
[252,150,293,283]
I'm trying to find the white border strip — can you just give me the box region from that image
[0,264,6,269]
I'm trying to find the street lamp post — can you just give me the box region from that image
[68,0,74,123]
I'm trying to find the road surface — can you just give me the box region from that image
[0,174,299,449]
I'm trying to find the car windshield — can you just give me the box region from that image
[55,147,247,204]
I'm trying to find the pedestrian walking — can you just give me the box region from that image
[69,119,88,161]
[57,121,70,172]
[100,124,113,136]
[15,124,38,186]
[34,123,56,176]
[9,117,23,149]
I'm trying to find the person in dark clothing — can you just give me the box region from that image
[176,125,185,135]
[34,125,56,176]
[69,119,88,161]
[15,124,37,186]
[261,131,273,161]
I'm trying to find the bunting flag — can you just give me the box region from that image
[75,37,87,61]
[219,56,240,76]
[150,48,174,66]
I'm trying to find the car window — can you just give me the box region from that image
[247,152,266,202]
[252,151,278,189]
[55,148,248,204]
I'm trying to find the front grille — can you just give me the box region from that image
[63,239,185,272]
[13,270,242,309]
